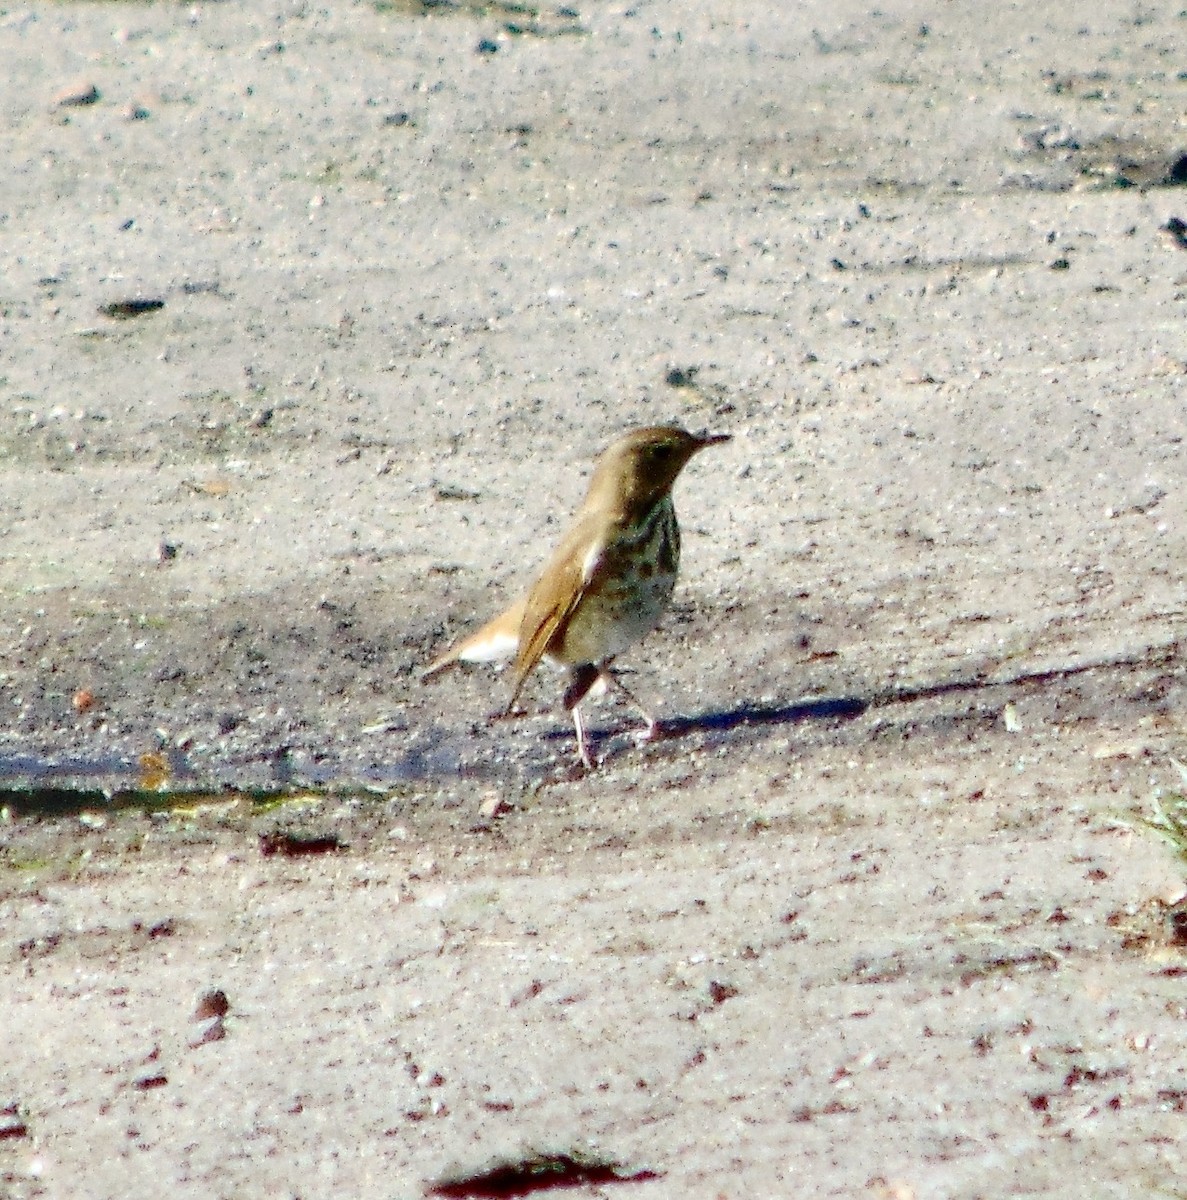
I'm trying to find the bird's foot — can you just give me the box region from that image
[632,717,664,749]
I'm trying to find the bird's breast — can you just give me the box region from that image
[553,498,680,665]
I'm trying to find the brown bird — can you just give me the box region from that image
[424,425,730,769]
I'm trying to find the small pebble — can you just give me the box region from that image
[478,793,508,819]
[188,1017,226,1048]
[193,988,230,1020]
[54,81,100,108]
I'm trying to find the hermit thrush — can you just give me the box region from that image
[423,425,730,769]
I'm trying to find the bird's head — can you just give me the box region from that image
[586,425,730,517]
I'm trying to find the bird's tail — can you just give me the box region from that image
[421,597,525,682]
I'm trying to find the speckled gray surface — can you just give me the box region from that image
[2,1,1187,1195]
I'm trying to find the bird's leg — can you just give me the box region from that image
[600,669,662,745]
[570,703,596,771]
[562,663,601,769]
[562,663,601,712]
[562,662,661,765]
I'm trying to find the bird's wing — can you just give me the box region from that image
[506,514,609,711]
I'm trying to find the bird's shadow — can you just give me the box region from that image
[561,647,1167,764]
[542,694,867,763]
[659,695,867,739]
[655,668,1001,742]
[561,672,983,754]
